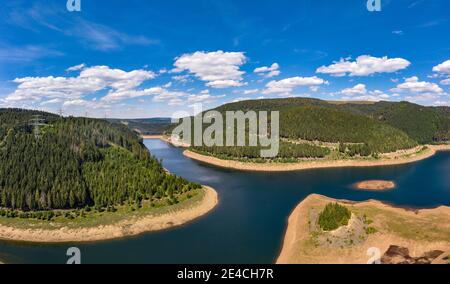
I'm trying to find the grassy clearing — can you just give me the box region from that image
[349,205,450,243]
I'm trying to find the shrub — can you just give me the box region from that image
[366,227,378,235]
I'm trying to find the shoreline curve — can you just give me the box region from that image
[0,186,218,243]
[181,145,450,172]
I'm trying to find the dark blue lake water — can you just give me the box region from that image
[0,139,449,264]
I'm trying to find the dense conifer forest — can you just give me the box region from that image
[279,105,417,153]
[0,109,200,212]
[369,102,450,144]
[318,203,352,232]
[177,98,450,160]
[192,141,330,161]
[216,98,450,144]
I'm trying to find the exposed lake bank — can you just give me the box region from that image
[0,186,218,243]
[150,135,450,172]
[182,145,450,172]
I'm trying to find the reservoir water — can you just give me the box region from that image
[0,139,449,263]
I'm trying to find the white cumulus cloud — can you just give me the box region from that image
[173,51,247,88]
[263,76,328,96]
[6,65,157,105]
[243,89,259,95]
[254,63,280,78]
[391,76,444,94]
[433,60,450,75]
[338,84,390,102]
[341,84,367,96]
[440,78,450,86]
[316,55,411,77]
[63,99,89,107]
[66,63,86,72]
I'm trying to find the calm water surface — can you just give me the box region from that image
[0,139,449,264]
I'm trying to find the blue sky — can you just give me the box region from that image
[0,0,449,118]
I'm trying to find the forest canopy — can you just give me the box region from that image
[0,109,200,212]
[175,98,433,160]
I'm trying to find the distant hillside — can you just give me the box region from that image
[217,98,450,144]
[337,102,450,144]
[212,99,417,154]
[279,105,416,153]
[216,98,328,113]
[435,106,450,119]
[108,118,173,135]
[0,109,199,212]
[372,102,450,144]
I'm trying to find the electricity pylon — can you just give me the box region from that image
[29,115,47,139]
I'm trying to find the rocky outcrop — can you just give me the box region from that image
[381,245,445,264]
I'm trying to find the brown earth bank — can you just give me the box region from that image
[182,144,450,172]
[0,187,218,243]
[277,194,450,264]
[356,180,396,191]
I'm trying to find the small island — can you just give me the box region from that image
[355,180,396,191]
[277,194,450,264]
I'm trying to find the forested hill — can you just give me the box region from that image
[330,101,450,144]
[279,105,416,153]
[216,98,450,145]
[0,109,200,212]
[210,99,417,154]
[107,118,173,135]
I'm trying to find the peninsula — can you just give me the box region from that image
[157,98,450,172]
[277,194,450,264]
[182,145,450,172]
[0,186,217,243]
[0,109,218,243]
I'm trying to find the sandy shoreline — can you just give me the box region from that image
[181,145,450,172]
[142,135,190,147]
[144,135,450,172]
[141,135,164,139]
[277,194,450,264]
[0,186,218,243]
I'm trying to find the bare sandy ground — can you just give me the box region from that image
[144,135,191,147]
[182,145,450,172]
[0,187,218,243]
[277,194,450,264]
[141,135,164,139]
[356,180,396,191]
